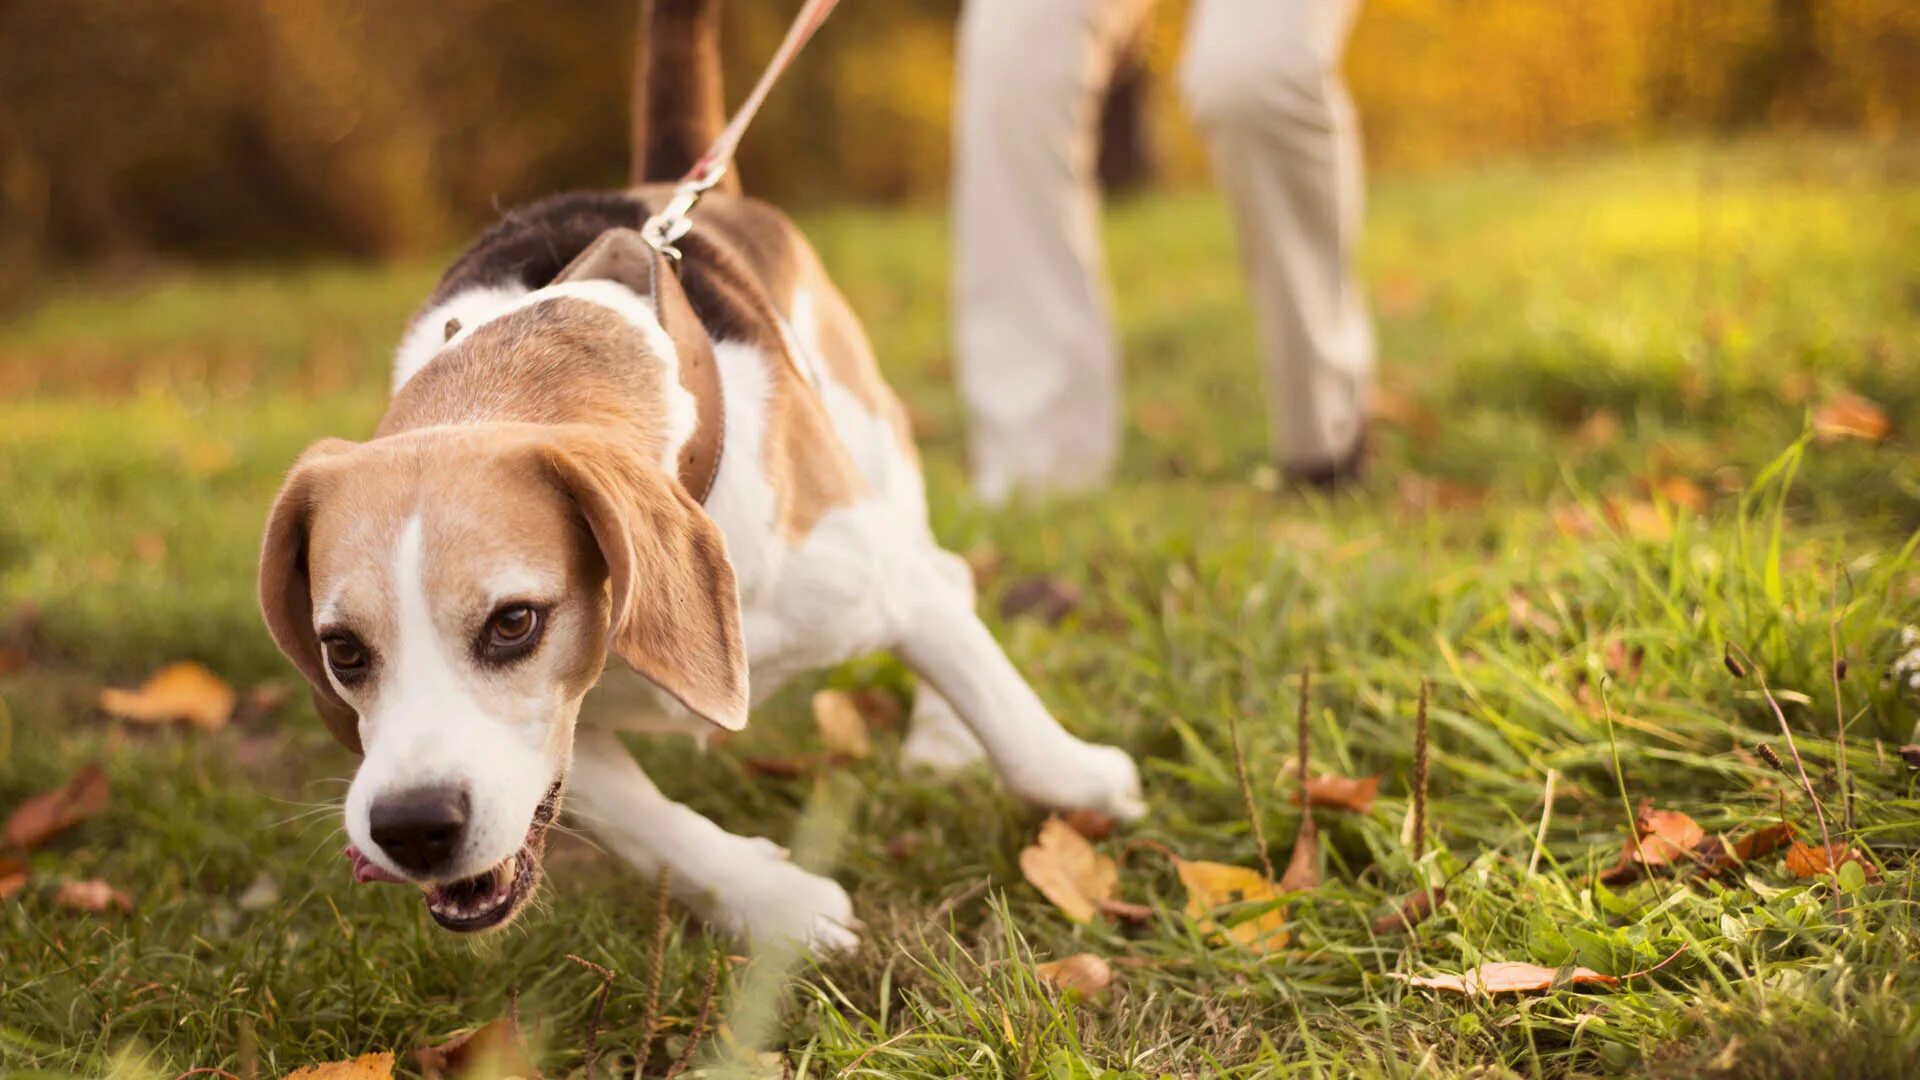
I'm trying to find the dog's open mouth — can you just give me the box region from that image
[348,779,563,934]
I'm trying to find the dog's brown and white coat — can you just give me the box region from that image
[258,0,1141,952]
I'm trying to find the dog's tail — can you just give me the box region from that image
[632,0,737,194]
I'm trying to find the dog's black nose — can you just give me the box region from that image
[368,785,469,875]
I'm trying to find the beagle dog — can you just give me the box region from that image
[257,0,1143,954]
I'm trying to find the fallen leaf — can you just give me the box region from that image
[1278,816,1319,892]
[4,762,110,849]
[1060,809,1115,841]
[883,833,923,861]
[1507,593,1561,638]
[739,754,838,780]
[964,543,1004,587]
[414,1018,537,1080]
[1000,575,1080,625]
[1035,953,1113,994]
[232,681,295,727]
[1372,886,1444,935]
[54,878,132,913]
[847,686,903,731]
[1606,499,1672,543]
[1175,858,1288,953]
[0,853,27,899]
[1394,961,1617,996]
[0,647,26,676]
[1602,638,1646,683]
[1293,773,1381,814]
[282,1052,397,1080]
[810,690,871,759]
[99,661,235,730]
[1574,410,1622,450]
[1397,475,1486,514]
[1695,822,1794,878]
[1019,816,1118,923]
[1812,392,1889,444]
[1649,475,1707,513]
[1550,503,1600,539]
[1784,841,1881,883]
[1599,800,1705,885]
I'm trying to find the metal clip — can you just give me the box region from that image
[639,161,731,262]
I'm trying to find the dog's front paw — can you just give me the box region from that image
[711,858,861,956]
[1011,741,1146,823]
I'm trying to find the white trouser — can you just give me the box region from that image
[953,0,1374,503]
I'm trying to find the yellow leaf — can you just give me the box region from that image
[99,661,235,730]
[1035,952,1113,994]
[1395,961,1617,995]
[810,689,870,759]
[1175,858,1289,953]
[1018,816,1117,923]
[282,1052,396,1080]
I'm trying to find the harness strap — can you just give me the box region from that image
[554,229,726,504]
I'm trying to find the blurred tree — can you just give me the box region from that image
[0,0,1910,291]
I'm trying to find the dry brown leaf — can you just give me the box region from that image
[1000,575,1080,625]
[1695,822,1795,878]
[1293,773,1382,814]
[810,690,871,759]
[4,762,110,850]
[1784,841,1881,883]
[1372,886,1445,935]
[1395,961,1617,995]
[414,1018,537,1080]
[1607,499,1672,543]
[1278,816,1320,893]
[54,878,132,913]
[232,681,295,727]
[1599,800,1705,885]
[1649,475,1707,513]
[847,686,904,731]
[1507,593,1561,638]
[1060,809,1115,841]
[884,833,923,861]
[1550,503,1600,539]
[1175,858,1288,953]
[0,853,28,899]
[1019,816,1118,923]
[0,647,26,676]
[1812,391,1890,444]
[1397,475,1487,514]
[99,661,235,730]
[1602,638,1646,683]
[1574,409,1622,450]
[282,1052,397,1080]
[1035,953,1113,995]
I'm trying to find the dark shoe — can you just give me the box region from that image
[1281,430,1368,494]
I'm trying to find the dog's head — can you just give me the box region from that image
[258,423,746,931]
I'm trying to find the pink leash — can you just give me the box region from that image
[640,0,842,258]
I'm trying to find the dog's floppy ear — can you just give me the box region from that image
[259,439,365,753]
[543,427,749,731]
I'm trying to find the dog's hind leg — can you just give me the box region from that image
[892,551,1145,821]
[567,726,860,954]
[900,550,991,773]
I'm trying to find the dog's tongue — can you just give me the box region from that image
[345,844,409,884]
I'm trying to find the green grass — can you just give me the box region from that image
[3,137,1919,1078]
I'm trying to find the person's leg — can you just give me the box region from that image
[953,0,1151,505]
[1181,0,1374,477]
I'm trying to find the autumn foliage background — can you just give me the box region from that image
[0,0,1915,296]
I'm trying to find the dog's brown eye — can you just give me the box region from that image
[321,633,370,683]
[480,604,544,663]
